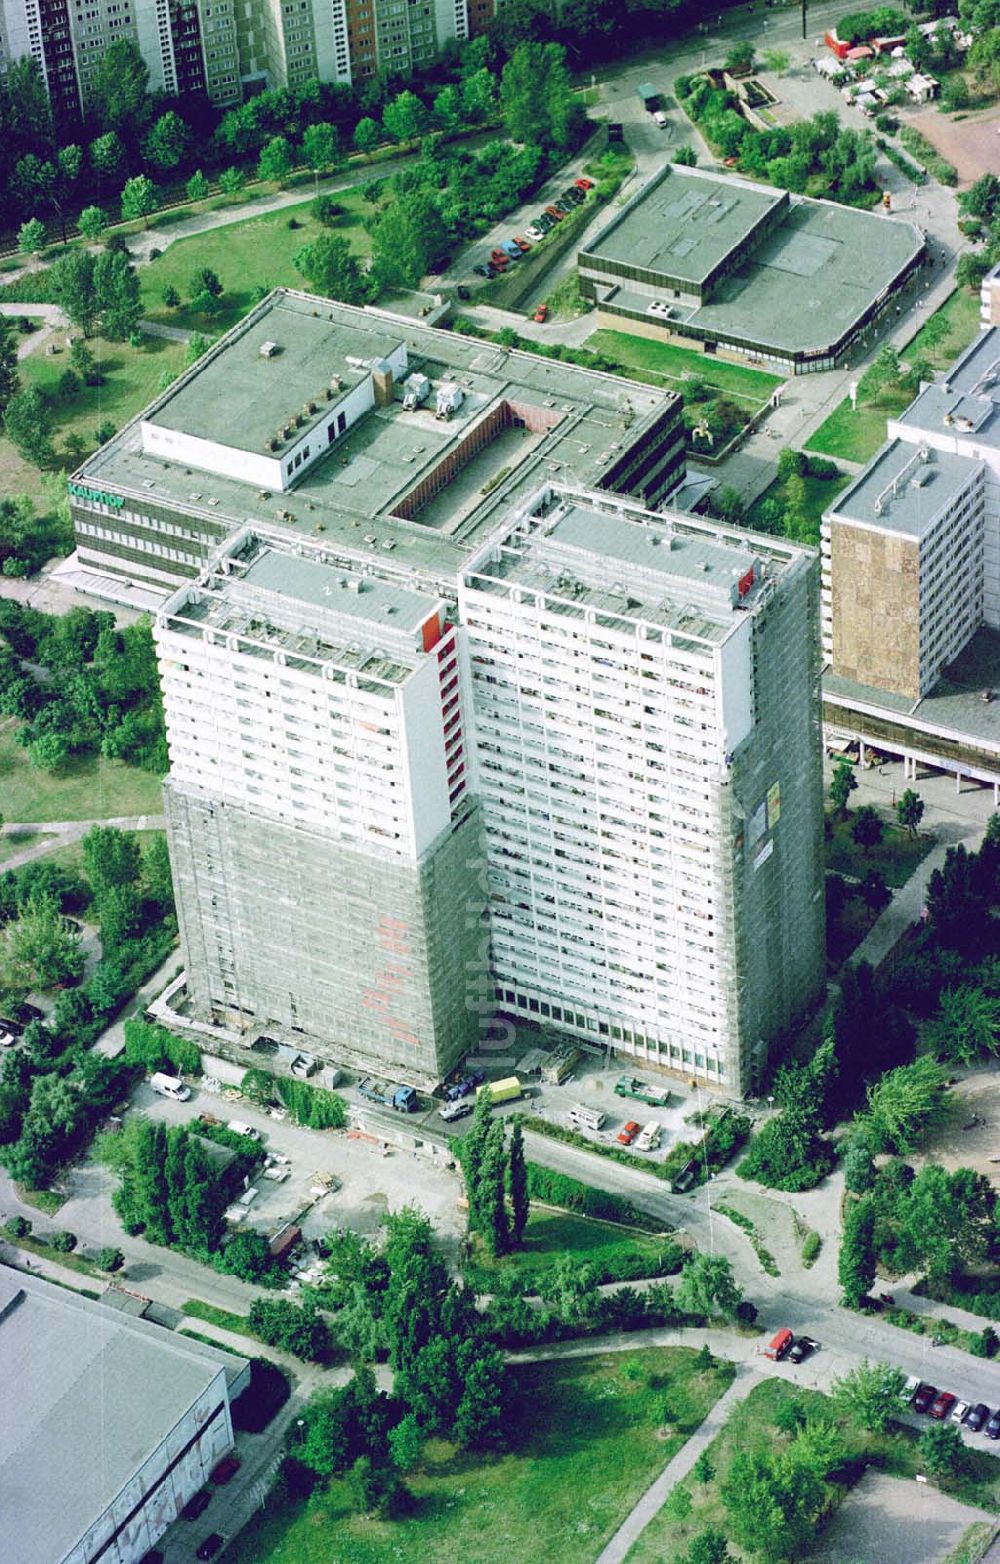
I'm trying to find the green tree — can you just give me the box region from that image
[501,42,574,151]
[89,39,151,136]
[714,484,747,525]
[919,1420,967,1481]
[928,985,1000,1065]
[185,169,210,202]
[478,1117,509,1257]
[739,1103,830,1190]
[382,90,429,145]
[120,174,159,228]
[676,1253,742,1320]
[353,117,381,158]
[673,144,698,166]
[507,1117,529,1243]
[17,218,46,261]
[839,1193,876,1307]
[82,824,142,898]
[369,189,446,290]
[862,1055,948,1154]
[692,1450,716,1484]
[721,1448,824,1561]
[70,338,99,384]
[763,47,790,73]
[677,1530,735,1564]
[49,250,98,336]
[902,1164,996,1278]
[461,1085,493,1223]
[93,250,142,340]
[143,111,190,173]
[189,266,223,300]
[790,1413,847,1478]
[433,84,462,129]
[0,319,21,419]
[895,788,924,838]
[293,232,368,304]
[218,166,246,199]
[861,342,903,405]
[90,132,125,179]
[969,26,1000,92]
[95,1245,125,1271]
[452,1346,507,1448]
[257,135,294,187]
[301,121,341,188]
[851,803,883,853]
[4,386,54,468]
[77,205,106,243]
[829,759,858,817]
[387,1411,423,1471]
[162,284,181,309]
[842,1133,876,1194]
[831,1358,906,1433]
[98,882,143,953]
[132,1117,172,1242]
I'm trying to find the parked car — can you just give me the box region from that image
[930,1390,956,1420]
[500,240,522,260]
[0,1017,23,1037]
[525,224,546,242]
[544,205,565,221]
[473,263,496,278]
[138,1551,164,1564]
[574,176,595,190]
[0,1029,18,1048]
[445,1077,474,1102]
[788,1336,819,1363]
[617,1120,641,1145]
[900,1374,920,1405]
[912,1383,937,1414]
[986,1409,1000,1440]
[513,235,531,251]
[967,1402,991,1431]
[552,198,572,214]
[490,248,509,264]
[182,1489,212,1522]
[440,1098,474,1123]
[536,211,555,230]
[951,1400,971,1425]
[457,284,471,300]
[210,1455,240,1485]
[533,304,549,323]
[7,1001,42,1025]
[562,187,585,205]
[196,1536,225,1561]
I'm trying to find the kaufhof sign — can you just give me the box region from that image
[68,481,125,509]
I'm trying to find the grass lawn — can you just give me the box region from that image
[20,333,188,458]
[542,272,594,321]
[464,1206,674,1291]
[625,1377,1000,1564]
[138,188,372,334]
[0,829,55,864]
[747,470,850,542]
[826,810,935,889]
[588,329,780,402]
[808,287,982,464]
[223,1348,735,1564]
[0,722,165,823]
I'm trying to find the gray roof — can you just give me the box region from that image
[0,1267,247,1564]
[824,625,1000,752]
[895,326,1000,453]
[826,438,982,539]
[581,164,785,288]
[241,548,441,636]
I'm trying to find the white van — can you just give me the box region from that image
[653,110,668,128]
[150,1071,191,1101]
[227,1120,260,1141]
[568,1104,605,1132]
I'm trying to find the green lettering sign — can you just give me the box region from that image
[68,481,125,509]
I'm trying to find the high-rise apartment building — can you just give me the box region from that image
[0,0,469,113]
[822,325,1000,793]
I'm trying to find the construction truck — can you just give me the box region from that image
[476,1076,523,1105]
[357,1078,419,1113]
[614,1074,671,1108]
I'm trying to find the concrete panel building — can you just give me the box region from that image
[460,485,825,1092]
[822,326,1000,794]
[578,163,926,374]
[0,1265,248,1564]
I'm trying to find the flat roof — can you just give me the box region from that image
[81,290,678,585]
[464,489,811,648]
[241,548,441,636]
[0,1267,247,1564]
[895,325,1000,453]
[824,625,1000,751]
[150,297,405,452]
[583,165,785,287]
[826,438,981,539]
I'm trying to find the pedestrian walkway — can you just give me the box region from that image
[0,814,166,871]
[594,1365,762,1564]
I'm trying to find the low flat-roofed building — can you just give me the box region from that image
[0,1265,249,1564]
[578,164,926,374]
[69,289,685,604]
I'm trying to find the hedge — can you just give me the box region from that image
[123,1016,201,1077]
[899,127,957,186]
[275,1076,347,1130]
[523,1162,663,1231]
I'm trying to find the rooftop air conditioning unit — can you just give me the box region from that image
[259,341,279,358]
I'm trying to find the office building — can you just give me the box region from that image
[460,486,825,1092]
[578,163,926,374]
[0,0,470,116]
[0,1265,248,1564]
[822,325,1000,794]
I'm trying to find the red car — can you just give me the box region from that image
[544,204,565,221]
[930,1390,957,1421]
[210,1455,241,1485]
[513,235,531,251]
[912,1383,937,1414]
[574,176,594,190]
[617,1120,641,1146]
[533,303,548,323]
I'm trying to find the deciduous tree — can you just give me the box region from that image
[831,1358,906,1433]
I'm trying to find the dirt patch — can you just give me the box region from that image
[805,1469,989,1564]
[904,102,1000,186]
[916,1066,1000,1188]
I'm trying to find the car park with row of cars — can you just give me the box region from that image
[474,179,594,277]
[902,1377,1000,1436]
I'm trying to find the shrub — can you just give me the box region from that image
[4,1215,31,1238]
[801,1230,821,1267]
[123,1017,201,1077]
[95,1246,125,1271]
[49,1229,77,1252]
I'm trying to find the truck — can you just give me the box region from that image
[763,1327,794,1361]
[615,1074,671,1108]
[357,1078,419,1113]
[568,1103,606,1132]
[636,82,660,112]
[476,1075,523,1106]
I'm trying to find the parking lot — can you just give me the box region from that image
[805,1469,991,1564]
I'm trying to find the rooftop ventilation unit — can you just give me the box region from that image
[259,341,279,358]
